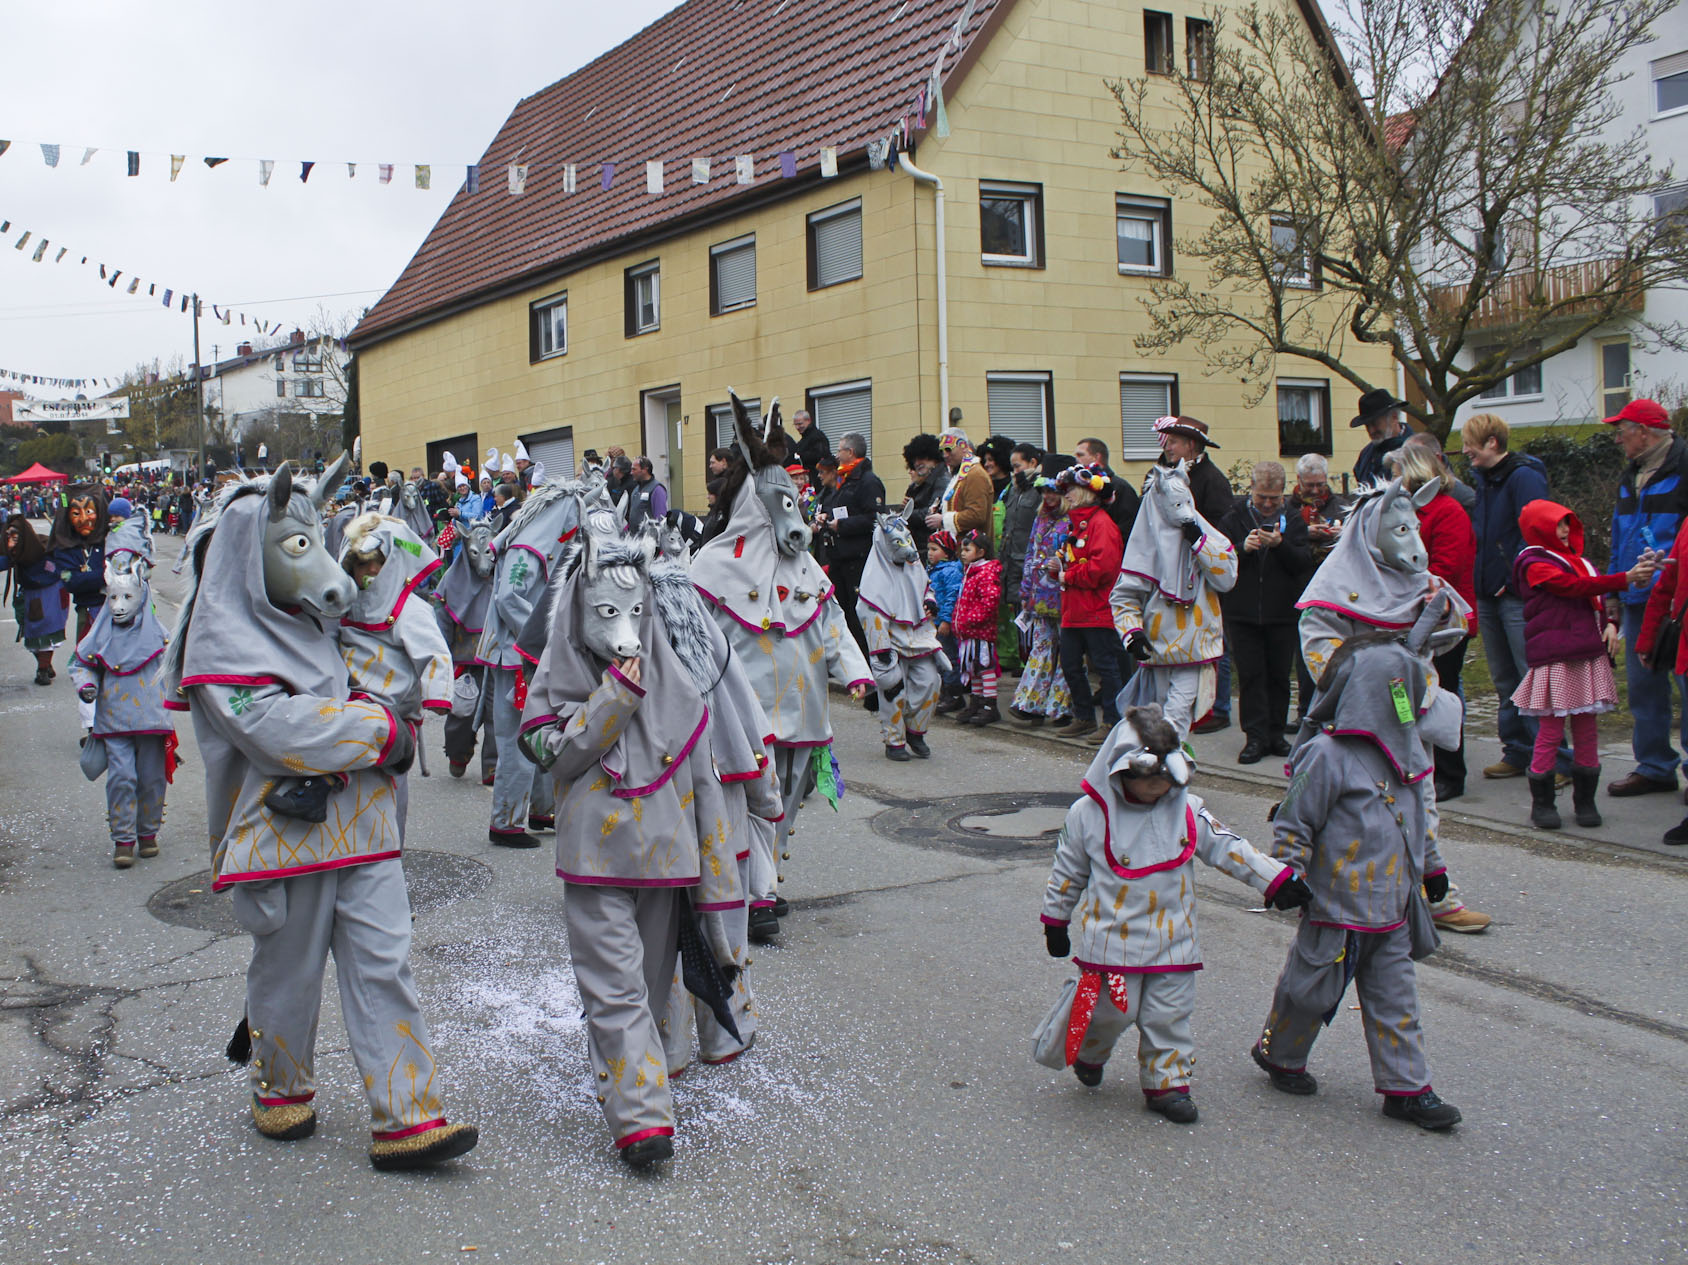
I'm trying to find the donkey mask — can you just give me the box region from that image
[266,455,357,620]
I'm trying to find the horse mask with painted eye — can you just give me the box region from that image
[857,511,931,626]
[578,530,651,664]
[103,562,147,625]
[462,516,497,579]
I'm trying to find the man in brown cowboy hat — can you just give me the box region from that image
[1352,388,1412,485]
[1152,415,1233,523]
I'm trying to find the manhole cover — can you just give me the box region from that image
[866,788,1074,856]
[147,850,495,935]
[956,805,1069,838]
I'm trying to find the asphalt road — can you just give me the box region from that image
[1,534,1684,1264]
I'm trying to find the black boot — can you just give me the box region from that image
[748,906,780,942]
[967,698,1002,727]
[1570,767,1602,828]
[934,684,967,716]
[1528,772,1561,830]
[955,695,985,724]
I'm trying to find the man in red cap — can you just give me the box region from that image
[1603,398,1688,798]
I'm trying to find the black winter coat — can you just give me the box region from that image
[998,476,1042,602]
[1217,501,1314,624]
[794,426,833,478]
[817,462,886,564]
[901,463,950,557]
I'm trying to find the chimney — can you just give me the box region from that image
[290,329,305,345]
[236,341,253,356]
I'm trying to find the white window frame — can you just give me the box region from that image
[808,379,874,459]
[1599,338,1632,419]
[1652,51,1688,118]
[532,291,568,360]
[979,181,1041,267]
[1475,342,1544,403]
[1119,372,1177,460]
[1655,183,1688,228]
[1275,377,1331,457]
[1116,195,1170,276]
[1270,214,1315,289]
[630,261,660,334]
[710,235,757,314]
[808,198,864,289]
[984,372,1054,449]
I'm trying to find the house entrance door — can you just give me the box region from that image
[641,385,684,511]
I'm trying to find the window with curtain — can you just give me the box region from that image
[626,261,660,334]
[980,182,1042,265]
[530,291,567,359]
[1276,379,1331,456]
[1117,195,1171,275]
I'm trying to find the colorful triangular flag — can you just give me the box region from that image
[40,143,60,168]
[735,154,755,185]
[507,164,528,194]
[300,161,315,183]
[171,154,185,182]
[645,160,663,194]
[127,150,139,176]
[601,163,616,190]
[379,163,393,184]
[81,147,98,165]
[779,150,797,178]
[692,156,711,184]
[259,160,274,186]
[820,146,838,178]
[415,164,431,189]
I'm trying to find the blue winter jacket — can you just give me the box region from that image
[1611,435,1688,607]
[1469,453,1549,599]
[928,560,964,623]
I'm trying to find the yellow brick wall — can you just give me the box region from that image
[358,0,1395,502]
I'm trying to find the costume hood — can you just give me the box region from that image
[856,517,930,626]
[339,513,442,633]
[1519,499,1584,561]
[1077,704,1198,878]
[76,570,166,676]
[106,513,156,571]
[691,476,832,636]
[435,518,495,635]
[1119,463,1219,605]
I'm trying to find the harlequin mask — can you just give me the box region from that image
[70,497,100,537]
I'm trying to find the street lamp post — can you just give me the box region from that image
[191,292,205,481]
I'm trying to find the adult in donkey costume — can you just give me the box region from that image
[648,519,780,1071]
[1252,596,1465,1130]
[435,513,498,781]
[474,476,584,847]
[690,391,871,937]
[517,518,724,1168]
[1111,460,1238,738]
[1294,476,1490,935]
[166,455,476,1170]
[857,510,946,762]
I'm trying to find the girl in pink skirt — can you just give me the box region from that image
[1512,500,1656,830]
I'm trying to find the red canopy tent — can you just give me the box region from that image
[3,462,68,484]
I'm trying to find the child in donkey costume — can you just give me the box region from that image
[857,511,947,760]
[690,392,871,940]
[168,458,477,1170]
[518,522,725,1168]
[649,521,781,1071]
[263,513,453,826]
[1039,704,1311,1123]
[71,560,176,869]
[1251,596,1465,1130]
[105,496,156,574]
[1294,476,1490,936]
[1111,461,1238,738]
[474,477,584,847]
[434,513,498,781]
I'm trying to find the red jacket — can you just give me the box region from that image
[1419,491,1478,635]
[1059,505,1123,629]
[953,559,1003,640]
[1639,515,1688,666]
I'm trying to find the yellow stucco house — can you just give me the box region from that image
[351,0,1393,510]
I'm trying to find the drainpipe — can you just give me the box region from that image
[898,154,949,430]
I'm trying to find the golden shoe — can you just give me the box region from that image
[368,1120,479,1171]
[251,1097,317,1141]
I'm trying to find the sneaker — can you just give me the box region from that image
[1381,1089,1461,1130]
[137,836,159,859]
[480,772,496,787]
[1073,1059,1103,1087]
[884,743,912,762]
[1251,1042,1317,1095]
[906,733,931,759]
[1145,1091,1199,1124]
[1191,713,1230,735]
[489,829,540,849]
[1431,905,1492,934]
[1483,760,1526,779]
[369,1121,479,1171]
[112,843,136,870]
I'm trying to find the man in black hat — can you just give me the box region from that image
[1153,415,1234,733]
[1351,389,1412,486]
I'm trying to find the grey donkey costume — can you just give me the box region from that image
[518,525,728,1166]
[474,478,583,844]
[71,562,173,867]
[856,513,945,754]
[167,463,476,1168]
[1253,599,1464,1129]
[1038,705,1304,1121]
[435,515,497,781]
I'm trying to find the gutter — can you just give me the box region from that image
[896,152,949,429]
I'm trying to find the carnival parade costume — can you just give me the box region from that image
[71,561,175,869]
[168,464,476,1169]
[433,515,498,782]
[856,513,945,757]
[1037,705,1307,1122]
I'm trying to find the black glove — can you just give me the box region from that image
[1181,519,1203,544]
[1125,630,1154,661]
[1043,922,1071,958]
[78,684,97,702]
[383,718,417,776]
[1423,872,1449,904]
[1270,874,1314,911]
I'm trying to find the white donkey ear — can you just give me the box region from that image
[1410,475,1441,508]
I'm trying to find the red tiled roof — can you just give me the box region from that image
[353,0,1006,348]
[1383,110,1417,155]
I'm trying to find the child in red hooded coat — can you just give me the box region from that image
[952,529,1004,726]
[1511,499,1655,830]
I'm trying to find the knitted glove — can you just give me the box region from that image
[1423,872,1450,904]
[382,717,417,776]
[1181,519,1202,543]
[1044,922,1071,958]
[1125,630,1154,661]
[1270,874,1314,911]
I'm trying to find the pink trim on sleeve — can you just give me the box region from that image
[607,662,647,697]
[1262,868,1292,902]
[375,706,399,764]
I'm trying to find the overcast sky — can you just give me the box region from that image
[0,0,679,399]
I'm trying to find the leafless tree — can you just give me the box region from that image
[1109,0,1686,438]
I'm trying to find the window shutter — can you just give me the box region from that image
[813,387,872,458]
[524,430,575,481]
[986,377,1048,447]
[1653,51,1688,80]
[715,242,757,308]
[1120,378,1172,458]
[711,399,759,451]
[813,208,862,287]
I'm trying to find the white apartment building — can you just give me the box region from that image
[200,331,348,441]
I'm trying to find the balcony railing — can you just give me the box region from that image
[1433,257,1644,330]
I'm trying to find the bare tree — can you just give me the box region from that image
[1109,0,1686,438]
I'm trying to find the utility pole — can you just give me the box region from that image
[191,292,205,482]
